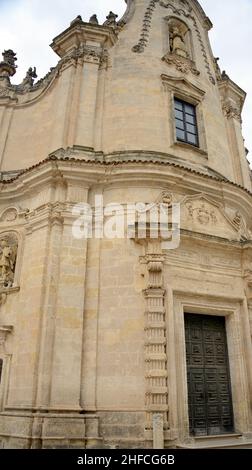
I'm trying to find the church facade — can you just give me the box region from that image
[0,0,252,449]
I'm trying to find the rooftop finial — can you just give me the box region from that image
[104,11,118,27]
[89,14,99,25]
[70,15,83,26]
[0,49,17,78]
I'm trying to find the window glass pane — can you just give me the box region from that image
[175,100,183,111]
[175,109,183,120]
[176,129,186,141]
[185,103,195,115]
[174,98,198,147]
[187,133,198,145]
[185,113,196,125]
[176,119,185,131]
[186,123,196,134]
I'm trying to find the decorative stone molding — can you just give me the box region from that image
[186,202,217,226]
[160,0,191,10]
[118,0,136,28]
[0,87,15,99]
[0,233,18,289]
[143,254,169,430]
[0,208,18,223]
[218,76,246,125]
[222,102,242,123]
[0,50,17,79]
[161,74,205,101]
[0,20,116,103]
[159,192,173,206]
[181,194,252,242]
[162,52,200,76]
[0,206,28,224]
[132,0,215,83]
[132,0,159,53]
[0,46,110,99]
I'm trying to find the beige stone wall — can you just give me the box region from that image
[0,0,250,190]
[0,159,252,448]
[0,0,252,450]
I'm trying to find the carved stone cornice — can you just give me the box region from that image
[25,203,65,234]
[0,21,115,104]
[222,102,242,123]
[51,22,118,59]
[161,74,205,101]
[162,52,200,76]
[0,45,110,104]
[218,75,246,124]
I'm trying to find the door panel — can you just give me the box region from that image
[185,314,234,436]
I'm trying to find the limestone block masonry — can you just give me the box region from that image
[0,0,252,449]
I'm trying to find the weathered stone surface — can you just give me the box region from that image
[0,0,252,450]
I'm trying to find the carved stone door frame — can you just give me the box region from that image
[170,292,250,445]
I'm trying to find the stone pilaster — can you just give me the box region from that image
[143,254,169,432]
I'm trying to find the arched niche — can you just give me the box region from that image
[167,17,193,61]
[0,232,18,289]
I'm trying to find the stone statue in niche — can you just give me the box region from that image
[169,26,189,59]
[0,237,17,288]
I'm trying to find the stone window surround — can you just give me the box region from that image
[170,292,251,445]
[162,74,208,158]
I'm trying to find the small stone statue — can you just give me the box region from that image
[221,70,229,80]
[213,57,221,80]
[170,26,188,58]
[104,11,118,27]
[0,238,17,288]
[21,67,37,89]
[89,14,99,25]
[70,15,83,26]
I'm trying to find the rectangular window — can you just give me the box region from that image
[174,98,199,147]
[0,359,3,385]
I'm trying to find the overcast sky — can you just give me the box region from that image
[0,0,251,163]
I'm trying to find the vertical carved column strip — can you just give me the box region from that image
[243,269,252,427]
[144,255,169,433]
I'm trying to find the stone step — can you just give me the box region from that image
[176,434,252,449]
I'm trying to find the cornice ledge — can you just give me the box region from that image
[0,150,252,200]
[51,21,118,59]
[161,74,205,99]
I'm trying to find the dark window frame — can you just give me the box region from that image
[174,98,199,148]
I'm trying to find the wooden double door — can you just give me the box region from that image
[185,314,234,436]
